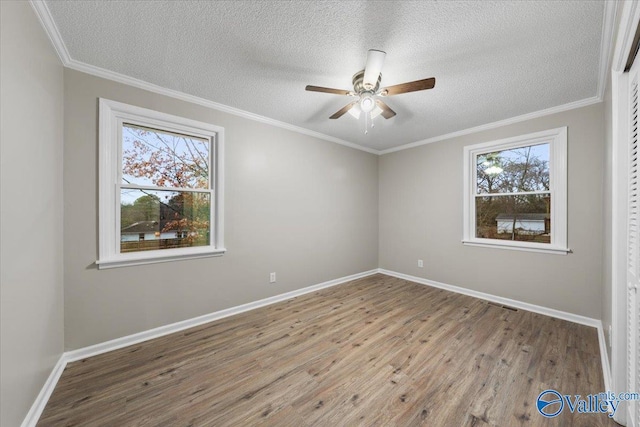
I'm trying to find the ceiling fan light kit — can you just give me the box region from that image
[305,49,436,134]
[359,93,375,113]
[348,104,361,119]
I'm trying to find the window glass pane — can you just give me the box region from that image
[122,124,210,189]
[476,143,549,194]
[475,194,551,243]
[120,189,210,253]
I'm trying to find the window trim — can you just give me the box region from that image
[97,98,225,269]
[462,127,569,255]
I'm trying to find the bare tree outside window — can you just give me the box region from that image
[475,143,550,243]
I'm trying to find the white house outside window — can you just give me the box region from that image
[98,99,225,269]
[462,127,568,254]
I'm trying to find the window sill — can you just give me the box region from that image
[97,247,227,269]
[462,240,570,255]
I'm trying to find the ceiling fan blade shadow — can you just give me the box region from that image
[330,101,358,119]
[363,50,386,89]
[381,77,435,96]
[375,99,396,119]
[305,85,352,96]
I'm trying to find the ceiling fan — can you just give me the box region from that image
[305,49,436,130]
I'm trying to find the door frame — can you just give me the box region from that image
[611,2,640,425]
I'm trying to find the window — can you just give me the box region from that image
[98,99,225,268]
[462,127,568,254]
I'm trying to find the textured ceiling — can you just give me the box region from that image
[44,1,605,151]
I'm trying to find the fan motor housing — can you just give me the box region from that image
[352,70,381,94]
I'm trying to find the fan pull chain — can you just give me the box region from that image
[363,113,378,134]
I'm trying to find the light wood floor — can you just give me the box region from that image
[39,274,617,426]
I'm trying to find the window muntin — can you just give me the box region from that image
[98,99,225,269]
[463,128,568,254]
[119,123,213,255]
[474,143,551,243]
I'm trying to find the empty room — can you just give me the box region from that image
[2,0,639,426]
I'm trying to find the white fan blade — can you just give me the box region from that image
[363,49,386,90]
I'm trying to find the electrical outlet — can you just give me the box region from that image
[418,259,424,268]
[270,272,276,283]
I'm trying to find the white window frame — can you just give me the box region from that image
[462,127,569,255]
[97,98,225,269]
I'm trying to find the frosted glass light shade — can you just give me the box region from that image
[348,104,362,119]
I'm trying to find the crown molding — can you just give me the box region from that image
[379,96,601,154]
[612,0,640,72]
[27,1,378,156]
[597,1,619,99]
[29,0,71,64]
[65,59,379,155]
[29,0,610,157]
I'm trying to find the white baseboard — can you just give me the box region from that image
[378,268,613,400]
[596,322,613,392]
[378,269,600,327]
[22,268,612,426]
[64,269,377,363]
[20,354,67,427]
[22,269,377,426]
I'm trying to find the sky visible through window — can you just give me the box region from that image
[476,142,550,194]
[120,124,210,205]
[474,142,551,243]
[499,143,548,163]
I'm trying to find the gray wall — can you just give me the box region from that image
[0,2,65,426]
[379,103,605,318]
[63,69,379,350]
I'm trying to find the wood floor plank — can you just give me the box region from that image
[38,274,617,426]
